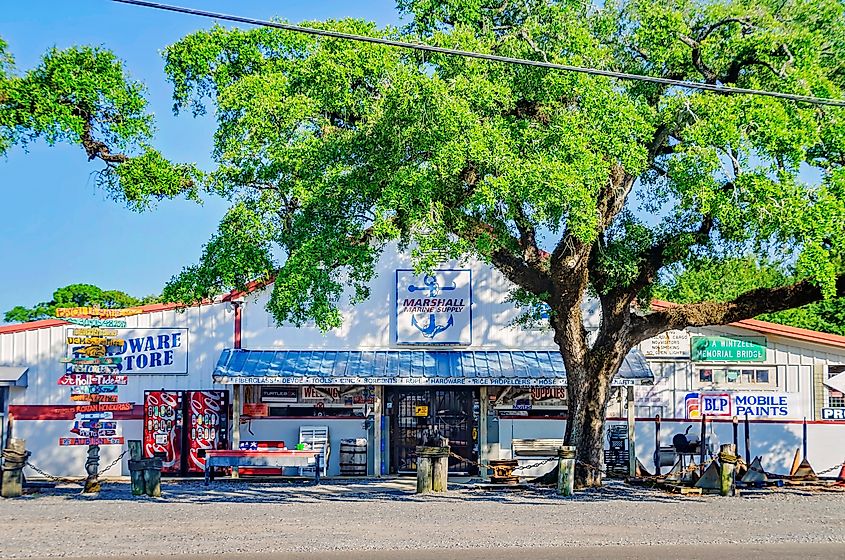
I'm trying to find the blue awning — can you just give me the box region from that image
[212,350,652,387]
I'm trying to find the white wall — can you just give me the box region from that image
[241,244,599,351]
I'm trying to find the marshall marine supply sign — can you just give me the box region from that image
[395,269,472,345]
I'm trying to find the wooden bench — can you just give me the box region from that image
[512,438,562,457]
[203,450,323,485]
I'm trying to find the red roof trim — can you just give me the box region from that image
[0,280,273,336]
[650,299,845,349]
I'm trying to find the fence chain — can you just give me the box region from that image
[24,449,129,486]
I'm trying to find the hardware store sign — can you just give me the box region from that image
[66,327,188,375]
[691,336,767,362]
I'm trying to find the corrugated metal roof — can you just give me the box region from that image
[212,350,652,386]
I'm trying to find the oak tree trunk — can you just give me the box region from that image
[564,364,614,488]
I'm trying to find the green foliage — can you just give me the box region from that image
[150,0,844,329]
[4,284,159,323]
[0,38,199,208]
[656,257,845,335]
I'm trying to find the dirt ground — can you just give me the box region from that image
[1,478,844,558]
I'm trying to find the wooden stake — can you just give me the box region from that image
[128,440,145,496]
[626,387,636,477]
[718,444,737,497]
[557,446,576,496]
[416,455,433,494]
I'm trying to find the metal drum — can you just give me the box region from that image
[339,438,367,476]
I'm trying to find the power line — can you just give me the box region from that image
[113,0,845,108]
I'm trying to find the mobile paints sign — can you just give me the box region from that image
[66,328,188,375]
[685,392,800,419]
[395,270,472,345]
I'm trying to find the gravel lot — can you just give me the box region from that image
[1,479,844,558]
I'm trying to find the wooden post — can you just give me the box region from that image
[718,443,737,497]
[143,464,161,498]
[557,446,576,496]
[416,454,433,494]
[82,445,101,494]
[626,386,636,477]
[1,438,27,498]
[479,386,489,481]
[128,440,145,496]
[732,416,739,454]
[432,453,448,492]
[231,384,242,479]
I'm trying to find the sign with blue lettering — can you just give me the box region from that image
[395,270,472,345]
[66,328,189,375]
[685,392,799,419]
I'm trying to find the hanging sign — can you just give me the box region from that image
[60,356,122,365]
[242,403,270,417]
[59,374,127,386]
[74,345,107,358]
[64,318,127,328]
[301,386,342,402]
[71,328,118,337]
[395,269,472,345]
[75,402,133,413]
[641,330,691,358]
[76,412,114,421]
[691,336,767,362]
[260,387,298,403]
[56,306,143,318]
[68,364,121,374]
[71,394,119,403]
[414,405,429,417]
[58,437,124,446]
[66,336,125,347]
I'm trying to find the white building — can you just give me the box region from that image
[1,249,844,479]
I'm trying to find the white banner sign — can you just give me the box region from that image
[641,330,691,358]
[685,391,802,419]
[395,269,472,345]
[66,327,189,375]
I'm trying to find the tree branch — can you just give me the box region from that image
[633,273,845,342]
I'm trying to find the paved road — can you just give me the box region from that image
[23,544,845,560]
[2,479,844,558]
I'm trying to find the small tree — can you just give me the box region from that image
[4,283,158,323]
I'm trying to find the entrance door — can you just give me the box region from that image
[387,387,478,475]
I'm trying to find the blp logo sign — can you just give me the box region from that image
[685,392,732,418]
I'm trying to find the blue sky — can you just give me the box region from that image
[0,1,400,320]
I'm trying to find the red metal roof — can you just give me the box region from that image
[650,300,845,349]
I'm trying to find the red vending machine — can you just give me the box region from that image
[143,390,229,476]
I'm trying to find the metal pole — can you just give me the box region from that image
[699,413,707,476]
[479,386,489,481]
[231,384,241,478]
[654,414,661,477]
[732,416,739,457]
[626,386,636,477]
[802,417,808,460]
[744,413,751,465]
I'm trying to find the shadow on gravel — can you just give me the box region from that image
[18,479,690,505]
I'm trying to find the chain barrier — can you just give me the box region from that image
[23,449,129,486]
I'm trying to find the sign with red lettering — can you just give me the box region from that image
[58,437,124,446]
[60,375,128,386]
[75,402,133,413]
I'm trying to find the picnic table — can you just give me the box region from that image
[203,449,323,484]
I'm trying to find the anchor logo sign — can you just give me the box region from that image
[408,275,457,339]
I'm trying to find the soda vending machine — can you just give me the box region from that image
[143,390,229,476]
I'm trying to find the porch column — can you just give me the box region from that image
[479,386,488,480]
[231,383,242,478]
[373,386,384,477]
[627,385,636,476]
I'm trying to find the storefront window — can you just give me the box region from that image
[696,367,775,388]
[829,366,845,408]
[243,385,374,418]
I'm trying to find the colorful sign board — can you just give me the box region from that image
[395,269,472,345]
[685,392,797,419]
[691,336,767,362]
[56,306,143,318]
[71,385,118,395]
[65,328,189,375]
[242,403,269,417]
[414,405,430,417]
[76,412,114,420]
[59,374,128,386]
[68,364,121,374]
[641,330,691,359]
[58,437,124,446]
[72,328,118,337]
[66,336,125,347]
[65,318,127,328]
[71,394,118,403]
[59,356,122,365]
[75,402,133,413]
